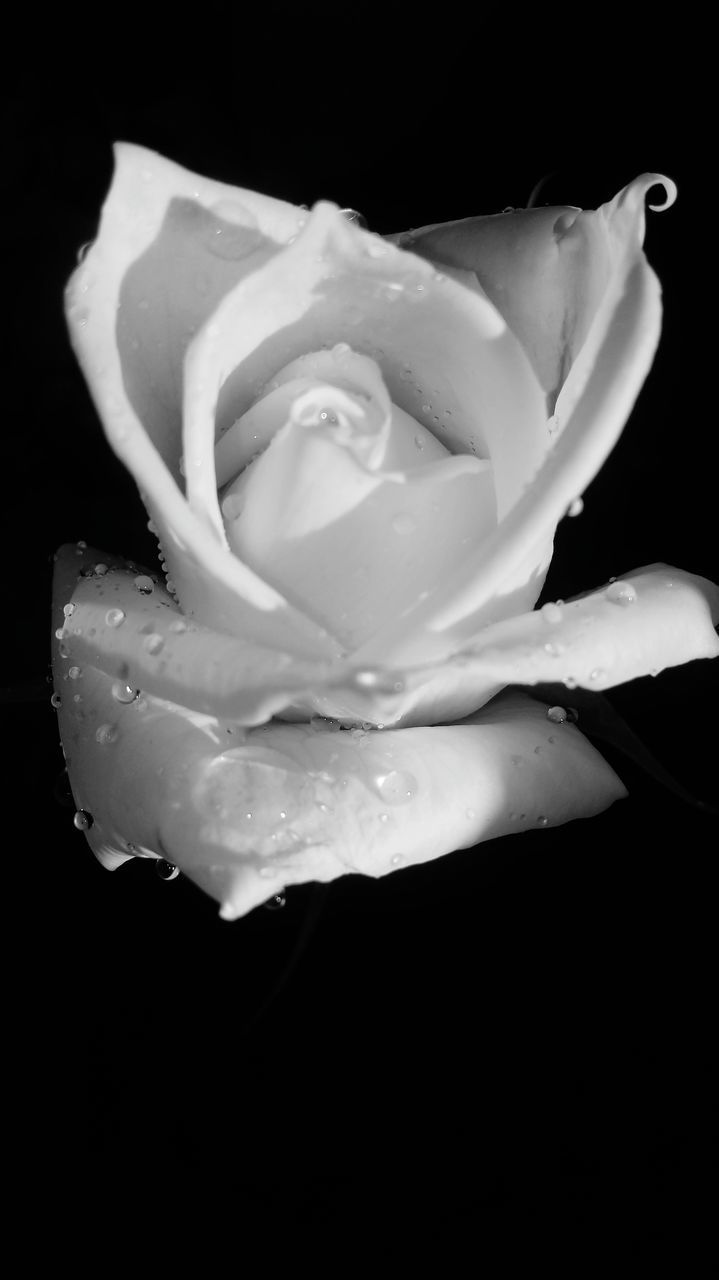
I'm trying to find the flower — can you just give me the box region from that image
[53,145,719,919]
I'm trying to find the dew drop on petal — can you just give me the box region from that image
[589,668,606,682]
[567,497,584,517]
[105,608,125,628]
[375,770,417,804]
[73,809,93,831]
[54,628,65,641]
[112,681,140,704]
[68,666,82,680]
[95,723,118,745]
[50,692,62,709]
[94,563,108,576]
[546,706,568,724]
[63,603,76,618]
[169,618,187,633]
[263,892,287,910]
[537,816,549,827]
[134,575,154,595]
[156,859,180,880]
[606,580,637,606]
[541,603,563,624]
[143,633,165,656]
[564,676,577,689]
[391,854,403,866]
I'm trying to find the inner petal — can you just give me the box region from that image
[219,359,496,649]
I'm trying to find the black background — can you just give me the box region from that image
[5,15,717,1253]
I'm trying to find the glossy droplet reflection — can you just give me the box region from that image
[95,723,118,745]
[156,859,180,881]
[606,580,637,606]
[133,575,154,595]
[546,706,568,724]
[263,892,287,910]
[50,692,62,709]
[111,681,140,704]
[375,770,417,804]
[105,608,125,628]
[73,809,93,831]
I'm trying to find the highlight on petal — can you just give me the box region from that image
[401,565,719,696]
[51,572,627,917]
[64,142,341,661]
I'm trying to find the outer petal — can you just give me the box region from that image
[394,174,676,417]
[399,565,719,701]
[52,545,407,727]
[64,142,341,661]
[355,226,669,669]
[51,590,627,919]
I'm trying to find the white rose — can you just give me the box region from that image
[53,145,719,919]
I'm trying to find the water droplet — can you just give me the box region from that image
[537,816,549,827]
[76,540,87,551]
[54,628,64,641]
[332,341,351,358]
[94,562,109,576]
[156,859,180,880]
[534,745,543,755]
[413,435,424,451]
[50,692,62,709]
[546,706,568,724]
[375,770,417,804]
[263,892,287,910]
[543,642,565,657]
[391,854,403,866]
[134,575,154,594]
[68,666,82,680]
[564,675,577,689]
[340,208,368,228]
[605,580,637,606]
[73,809,93,831]
[111,681,139,704]
[279,810,287,820]
[379,813,389,823]
[63,603,76,618]
[245,811,253,821]
[143,633,165,656]
[169,618,187,633]
[567,497,584,517]
[95,723,118,745]
[421,403,432,414]
[589,668,606,682]
[541,603,563,624]
[105,608,125,628]
[392,512,416,536]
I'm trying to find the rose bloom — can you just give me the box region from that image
[53,145,719,920]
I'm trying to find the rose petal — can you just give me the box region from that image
[355,217,668,669]
[64,142,341,661]
[394,174,677,417]
[402,565,719,697]
[221,370,495,648]
[52,545,408,727]
[51,601,627,917]
[182,199,547,543]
